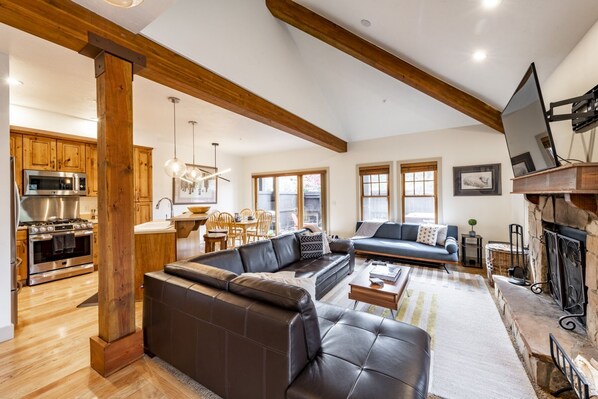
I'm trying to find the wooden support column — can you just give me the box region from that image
[90,51,142,377]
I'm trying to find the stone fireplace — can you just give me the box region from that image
[527,195,598,343]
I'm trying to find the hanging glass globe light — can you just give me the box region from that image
[163,97,187,179]
[184,120,203,182]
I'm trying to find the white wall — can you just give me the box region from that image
[0,52,14,342]
[241,125,526,241]
[542,19,598,161]
[10,105,97,138]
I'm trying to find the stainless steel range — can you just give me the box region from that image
[24,218,94,285]
[19,196,94,285]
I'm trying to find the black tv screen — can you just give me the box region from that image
[501,63,559,177]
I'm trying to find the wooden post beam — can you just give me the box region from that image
[266,0,505,133]
[0,0,347,152]
[90,51,142,377]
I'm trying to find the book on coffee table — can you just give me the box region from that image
[369,264,401,282]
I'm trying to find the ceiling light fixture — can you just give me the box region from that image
[197,143,231,183]
[5,77,23,86]
[482,0,502,9]
[472,50,487,62]
[103,0,144,8]
[163,97,187,179]
[185,121,203,182]
[360,19,371,27]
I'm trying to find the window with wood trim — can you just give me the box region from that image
[401,161,437,224]
[253,170,327,234]
[359,165,390,221]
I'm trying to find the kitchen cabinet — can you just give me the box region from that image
[86,144,99,197]
[22,135,85,172]
[135,202,153,225]
[16,229,28,284]
[23,135,56,170]
[134,147,153,202]
[56,140,86,172]
[93,224,98,270]
[10,134,23,194]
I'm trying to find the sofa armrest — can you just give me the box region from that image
[445,237,458,254]
[329,239,355,274]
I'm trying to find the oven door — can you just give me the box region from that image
[29,230,93,274]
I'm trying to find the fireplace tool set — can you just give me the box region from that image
[507,224,530,286]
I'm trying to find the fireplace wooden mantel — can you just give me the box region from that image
[512,163,598,215]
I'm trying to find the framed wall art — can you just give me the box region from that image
[453,163,501,196]
[173,164,218,204]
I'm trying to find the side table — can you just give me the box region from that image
[461,234,483,268]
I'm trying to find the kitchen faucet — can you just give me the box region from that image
[156,197,174,220]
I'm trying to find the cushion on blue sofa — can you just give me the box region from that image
[353,238,458,263]
[401,223,421,241]
[445,237,458,254]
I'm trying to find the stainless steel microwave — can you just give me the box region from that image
[23,170,87,196]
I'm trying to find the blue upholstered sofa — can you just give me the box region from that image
[353,222,459,271]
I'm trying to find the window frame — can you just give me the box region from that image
[252,169,328,234]
[358,164,391,221]
[400,161,438,224]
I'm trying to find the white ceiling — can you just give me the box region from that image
[3,0,598,152]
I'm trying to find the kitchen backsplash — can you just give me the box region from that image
[79,196,98,216]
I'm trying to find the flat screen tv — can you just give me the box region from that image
[501,62,559,177]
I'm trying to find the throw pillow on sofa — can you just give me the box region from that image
[299,232,324,260]
[416,224,442,246]
[242,271,316,298]
[304,223,332,254]
[435,224,449,245]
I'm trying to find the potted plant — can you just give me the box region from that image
[468,219,477,237]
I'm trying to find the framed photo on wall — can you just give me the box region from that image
[453,163,501,196]
[173,164,218,204]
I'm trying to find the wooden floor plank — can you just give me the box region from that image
[0,272,206,399]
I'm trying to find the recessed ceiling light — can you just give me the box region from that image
[103,0,143,8]
[361,19,371,27]
[482,0,502,9]
[472,50,487,62]
[5,77,23,86]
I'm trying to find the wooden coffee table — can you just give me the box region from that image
[348,264,412,318]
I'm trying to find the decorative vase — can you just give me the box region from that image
[469,230,476,237]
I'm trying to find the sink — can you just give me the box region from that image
[134,220,174,233]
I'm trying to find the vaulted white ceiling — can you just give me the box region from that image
[3,0,598,153]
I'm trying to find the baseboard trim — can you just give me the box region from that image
[0,323,15,342]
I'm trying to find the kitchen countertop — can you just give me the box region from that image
[169,212,209,222]
[134,220,176,235]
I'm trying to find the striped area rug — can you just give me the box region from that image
[322,260,537,399]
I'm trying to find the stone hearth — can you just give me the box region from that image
[494,195,598,391]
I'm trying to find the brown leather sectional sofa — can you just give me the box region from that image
[143,232,431,398]
[169,230,355,300]
[143,262,431,398]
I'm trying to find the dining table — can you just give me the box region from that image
[235,218,258,244]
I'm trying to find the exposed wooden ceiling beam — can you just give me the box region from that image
[266,0,505,133]
[0,0,347,152]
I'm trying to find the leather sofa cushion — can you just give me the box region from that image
[186,249,245,275]
[230,275,321,360]
[237,240,279,273]
[281,253,348,282]
[270,233,301,268]
[164,262,237,290]
[287,302,431,399]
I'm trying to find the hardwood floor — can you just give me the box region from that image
[0,272,203,399]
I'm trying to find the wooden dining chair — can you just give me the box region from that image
[247,212,273,242]
[239,208,254,219]
[219,212,242,248]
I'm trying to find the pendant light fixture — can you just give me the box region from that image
[163,97,187,179]
[185,121,203,182]
[103,0,144,8]
[197,143,231,182]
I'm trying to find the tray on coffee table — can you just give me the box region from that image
[348,263,411,318]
